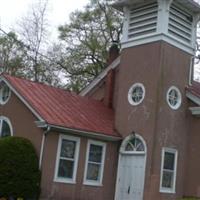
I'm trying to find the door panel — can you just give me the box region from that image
[115,154,146,200]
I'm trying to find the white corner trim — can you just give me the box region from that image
[83,139,106,186]
[80,57,120,96]
[54,134,80,184]
[0,76,44,121]
[159,147,178,194]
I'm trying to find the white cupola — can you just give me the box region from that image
[113,0,200,54]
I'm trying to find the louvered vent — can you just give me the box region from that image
[128,2,158,39]
[169,3,193,44]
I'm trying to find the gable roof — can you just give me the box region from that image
[1,74,121,140]
[79,56,120,96]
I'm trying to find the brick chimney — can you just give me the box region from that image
[104,43,119,108]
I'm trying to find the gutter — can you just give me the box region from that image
[39,125,51,170]
[36,121,121,142]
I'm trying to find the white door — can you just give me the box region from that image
[115,134,146,200]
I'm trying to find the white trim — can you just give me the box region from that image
[0,116,13,137]
[166,86,182,110]
[128,83,145,106]
[186,91,200,106]
[83,140,106,186]
[121,33,195,55]
[160,147,178,194]
[115,133,147,200]
[119,133,147,154]
[79,57,120,96]
[188,106,200,115]
[0,81,11,105]
[0,76,44,121]
[38,123,121,142]
[54,134,80,184]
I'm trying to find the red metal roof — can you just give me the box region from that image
[2,74,121,139]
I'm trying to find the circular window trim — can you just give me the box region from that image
[0,116,13,137]
[0,81,11,105]
[128,83,145,106]
[166,86,182,110]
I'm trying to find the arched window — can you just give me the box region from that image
[120,134,146,154]
[0,81,11,105]
[0,117,13,137]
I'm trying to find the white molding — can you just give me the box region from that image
[121,33,195,55]
[0,76,44,121]
[43,124,121,142]
[0,116,13,137]
[54,134,80,184]
[79,57,120,96]
[128,83,145,106]
[188,106,200,115]
[166,86,182,110]
[160,147,178,194]
[186,91,200,106]
[119,133,147,154]
[115,133,147,200]
[83,140,106,186]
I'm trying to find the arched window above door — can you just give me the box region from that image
[120,134,146,154]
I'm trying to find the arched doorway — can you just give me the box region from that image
[115,134,147,200]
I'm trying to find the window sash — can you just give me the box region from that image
[160,148,178,193]
[84,140,106,186]
[54,135,80,184]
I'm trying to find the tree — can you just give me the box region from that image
[57,0,122,92]
[18,0,50,82]
[0,32,27,77]
[0,136,41,199]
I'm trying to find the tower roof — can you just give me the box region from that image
[113,0,200,13]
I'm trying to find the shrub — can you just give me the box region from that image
[179,198,200,200]
[0,136,41,199]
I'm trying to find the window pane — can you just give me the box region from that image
[89,144,103,163]
[58,159,74,178]
[162,170,174,188]
[2,86,10,101]
[60,139,76,158]
[164,152,175,170]
[1,120,11,137]
[86,163,101,181]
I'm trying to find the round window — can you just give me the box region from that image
[166,86,182,110]
[0,116,13,137]
[0,81,11,105]
[128,83,145,105]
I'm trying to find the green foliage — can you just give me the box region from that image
[0,32,27,77]
[57,0,123,92]
[0,137,41,199]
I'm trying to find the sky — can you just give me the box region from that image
[0,0,89,40]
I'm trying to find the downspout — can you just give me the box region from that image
[39,126,51,170]
[189,56,195,86]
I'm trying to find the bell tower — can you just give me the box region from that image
[113,0,200,199]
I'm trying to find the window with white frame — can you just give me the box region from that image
[128,83,145,106]
[160,148,178,193]
[84,140,106,186]
[0,81,11,105]
[0,116,13,137]
[54,135,80,184]
[166,86,182,110]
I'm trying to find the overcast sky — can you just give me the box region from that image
[0,0,89,40]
